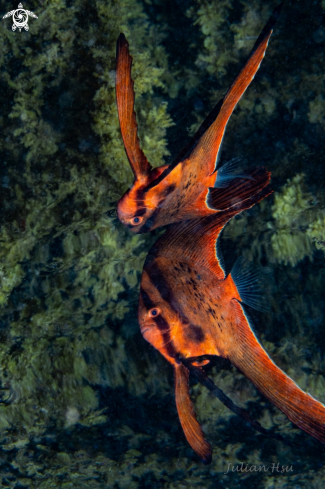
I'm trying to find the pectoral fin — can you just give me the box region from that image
[230,299,325,444]
[116,34,152,181]
[206,167,271,211]
[174,363,212,463]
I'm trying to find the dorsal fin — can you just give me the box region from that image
[151,183,272,280]
[116,34,152,181]
[145,4,283,191]
[174,364,212,463]
[186,3,284,175]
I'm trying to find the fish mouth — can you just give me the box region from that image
[140,326,153,342]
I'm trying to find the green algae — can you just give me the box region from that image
[0,0,325,487]
[270,174,316,266]
[0,0,174,472]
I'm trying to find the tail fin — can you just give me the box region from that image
[174,364,212,463]
[230,300,325,443]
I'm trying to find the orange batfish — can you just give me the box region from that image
[138,189,325,462]
[116,4,283,233]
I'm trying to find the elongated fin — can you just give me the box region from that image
[183,358,290,446]
[171,98,225,168]
[116,34,152,181]
[207,167,271,211]
[187,3,283,175]
[145,4,283,192]
[230,300,325,444]
[231,257,269,312]
[174,363,212,463]
[152,184,272,280]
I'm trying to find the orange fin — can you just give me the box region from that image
[116,34,152,181]
[153,183,272,280]
[230,300,325,444]
[183,359,290,446]
[207,167,271,211]
[186,3,283,175]
[174,363,212,463]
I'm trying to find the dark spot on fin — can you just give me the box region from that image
[231,257,270,312]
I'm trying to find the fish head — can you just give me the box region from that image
[117,165,175,233]
[138,272,182,365]
[117,181,152,232]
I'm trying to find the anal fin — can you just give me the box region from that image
[207,167,271,211]
[174,363,212,463]
[230,300,325,444]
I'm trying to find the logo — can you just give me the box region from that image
[3,3,38,32]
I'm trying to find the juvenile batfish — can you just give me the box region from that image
[115,4,283,233]
[138,186,325,462]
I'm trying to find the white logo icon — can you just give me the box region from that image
[3,3,38,32]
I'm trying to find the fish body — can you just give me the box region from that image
[116,5,283,233]
[140,256,241,363]
[138,187,325,462]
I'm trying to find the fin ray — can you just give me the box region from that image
[214,157,252,188]
[187,4,283,175]
[231,257,270,312]
[207,167,271,211]
[151,183,272,281]
[230,300,325,444]
[183,359,290,446]
[174,364,212,463]
[144,4,283,191]
[116,34,151,180]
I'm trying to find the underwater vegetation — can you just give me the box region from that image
[0,0,324,487]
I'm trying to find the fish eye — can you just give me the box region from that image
[149,308,160,318]
[130,216,143,226]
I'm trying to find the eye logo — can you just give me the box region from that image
[3,3,38,32]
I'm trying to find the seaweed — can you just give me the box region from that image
[0,0,325,487]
